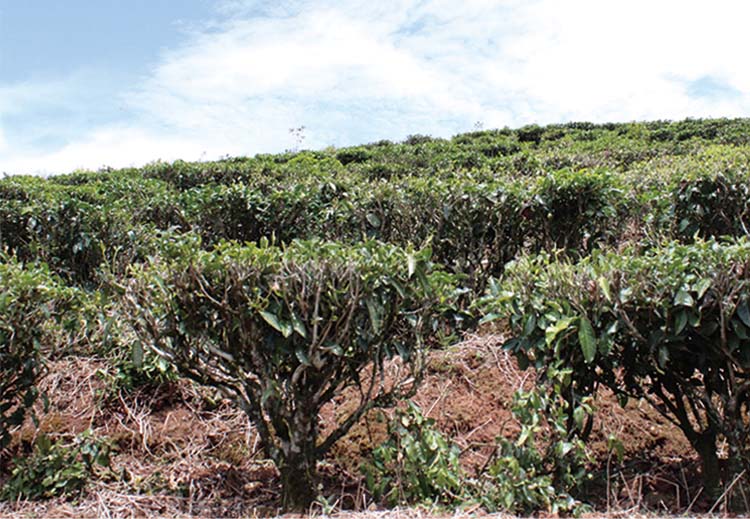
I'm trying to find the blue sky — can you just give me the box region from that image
[2,0,750,175]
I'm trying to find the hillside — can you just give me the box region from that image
[1,118,750,516]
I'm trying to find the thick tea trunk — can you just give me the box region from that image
[695,430,721,500]
[279,452,317,512]
[278,409,319,512]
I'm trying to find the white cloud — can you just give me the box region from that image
[2,0,750,174]
[128,7,464,132]
[501,0,750,122]
[0,127,223,176]
[150,0,750,128]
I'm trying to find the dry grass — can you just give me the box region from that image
[0,334,739,518]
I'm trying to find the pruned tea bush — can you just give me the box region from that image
[0,257,77,449]
[481,238,750,499]
[124,238,457,510]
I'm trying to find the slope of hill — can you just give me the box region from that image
[1,118,749,516]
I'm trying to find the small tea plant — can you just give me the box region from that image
[363,386,588,514]
[1,430,111,500]
[477,377,589,515]
[363,403,465,506]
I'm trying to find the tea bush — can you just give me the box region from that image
[0,257,77,449]
[481,238,750,499]
[124,238,457,510]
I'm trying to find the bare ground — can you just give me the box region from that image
[0,334,732,518]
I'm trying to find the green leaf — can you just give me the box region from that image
[573,406,587,429]
[737,301,750,328]
[365,213,381,228]
[37,434,51,452]
[479,312,501,325]
[323,342,344,356]
[366,297,383,334]
[674,310,688,335]
[545,316,575,347]
[516,426,531,447]
[291,312,307,339]
[295,348,311,367]
[522,314,537,336]
[578,316,597,363]
[95,451,110,467]
[658,346,670,368]
[516,351,530,370]
[732,318,749,340]
[597,276,612,302]
[407,254,417,278]
[688,311,701,327]
[132,342,144,368]
[558,441,574,457]
[260,310,292,338]
[674,289,694,307]
[694,278,712,299]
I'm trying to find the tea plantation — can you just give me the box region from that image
[2,118,750,514]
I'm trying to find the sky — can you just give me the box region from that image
[1,0,750,175]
